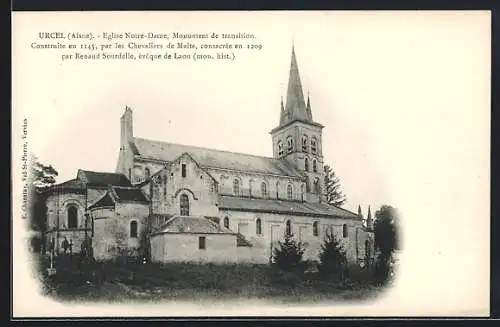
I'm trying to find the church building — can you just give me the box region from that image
[42,48,374,265]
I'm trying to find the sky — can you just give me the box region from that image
[13,11,489,214]
[12,11,491,316]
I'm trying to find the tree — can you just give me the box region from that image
[317,232,347,280]
[272,232,306,273]
[323,165,346,206]
[373,205,400,285]
[28,155,58,252]
[373,205,400,255]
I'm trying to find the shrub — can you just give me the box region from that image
[271,232,306,274]
[317,233,347,281]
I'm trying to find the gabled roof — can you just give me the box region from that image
[77,170,131,187]
[88,185,149,210]
[151,215,235,236]
[41,178,86,194]
[109,186,149,203]
[219,196,359,219]
[132,137,305,178]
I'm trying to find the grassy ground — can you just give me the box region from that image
[34,254,387,304]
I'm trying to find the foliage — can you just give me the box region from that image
[271,232,306,274]
[138,219,153,263]
[373,205,400,256]
[317,232,347,280]
[323,165,346,206]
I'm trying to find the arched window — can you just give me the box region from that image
[286,136,293,153]
[276,181,280,199]
[365,240,371,258]
[277,141,283,157]
[256,218,262,235]
[313,221,319,236]
[300,184,305,201]
[312,159,317,173]
[302,135,308,152]
[304,158,309,171]
[163,175,168,199]
[311,137,317,154]
[261,182,267,198]
[233,179,240,195]
[343,224,348,238]
[130,220,138,238]
[67,206,78,229]
[287,184,293,200]
[180,194,190,216]
[145,167,150,178]
[224,216,229,229]
[285,220,292,235]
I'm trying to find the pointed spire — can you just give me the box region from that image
[279,96,285,125]
[367,206,372,220]
[366,205,373,230]
[306,92,312,120]
[358,205,363,218]
[282,46,308,125]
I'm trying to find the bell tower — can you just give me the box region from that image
[270,47,326,203]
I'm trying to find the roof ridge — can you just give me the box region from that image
[134,137,275,161]
[80,169,127,176]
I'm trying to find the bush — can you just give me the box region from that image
[317,233,347,281]
[271,232,306,274]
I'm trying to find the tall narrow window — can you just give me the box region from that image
[287,184,293,200]
[312,159,317,173]
[301,184,305,201]
[199,236,206,250]
[304,158,309,171]
[287,136,293,153]
[311,137,317,154]
[343,224,348,238]
[256,218,262,235]
[224,216,229,229]
[285,220,291,235]
[302,135,309,152]
[130,220,138,238]
[145,167,150,178]
[67,206,78,229]
[163,175,167,199]
[277,141,283,157]
[233,179,240,196]
[314,177,321,194]
[181,164,187,177]
[180,194,190,216]
[261,182,267,198]
[365,240,371,258]
[313,221,319,236]
[276,181,280,199]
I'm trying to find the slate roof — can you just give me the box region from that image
[78,170,131,187]
[88,193,115,209]
[110,186,149,203]
[132,137,305,178]
[218,196,359,219]
[41,178,86,194]
[151,215,235,236]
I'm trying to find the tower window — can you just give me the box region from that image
[199,236,206,250]
[130,220,138,238]
[313,221,319,236]
[67,206,78,229]
[304,158,309,171]
[302,135,308,152]
[261,182,267,198]
[365,240,371,258]
[311,137,317,154]
[287,184,293,200]
[285,220,291,235]
[287,136,293,153]
[145,167,150,178]
[256,218,262,235]
[313,159,317,173]
[181,164,187,177]
[180,194,190,216]
[301,184,305,201]
[343,224,348,238]
[224,216,229,229]
[277,141,283,157]
[313,177,321,194]
[233,179,240,196]
[163,175,167,199]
